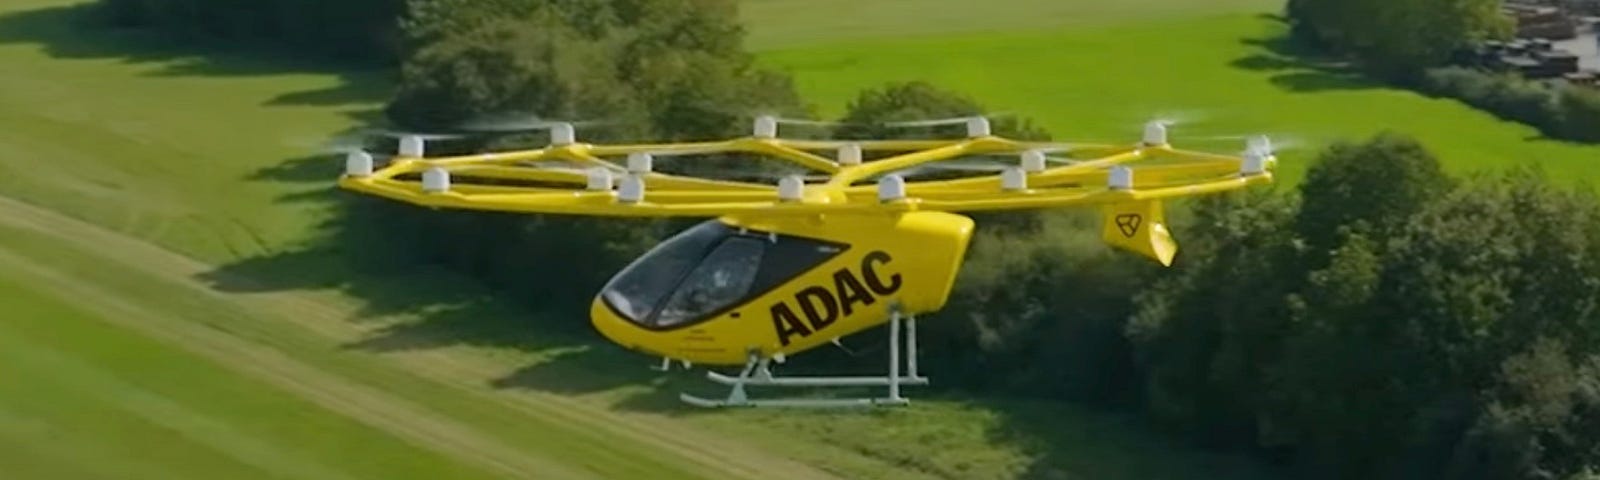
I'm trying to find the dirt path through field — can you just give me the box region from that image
[0,194,841,480]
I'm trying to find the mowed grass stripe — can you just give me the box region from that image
[0,195,838,480]
[0,239,593,480]
[0,314,363,480]
[0,384,276,480]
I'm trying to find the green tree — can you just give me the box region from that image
[1555,87,1600,143]
[1449,339,1600,480]
[1127,135,1600,479]
[1287,0,1511,79]
[1271,167,1600,479]
[377,0,807,319]
[1126,189,1299,444]
[1293,131,1452,262]
[832,81,1049,141]
[824,81,1151,403]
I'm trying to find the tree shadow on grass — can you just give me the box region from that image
[203,145,673,377]
[991,397,1286,480]
[1229,15,1382,93]
[0,3,390,114]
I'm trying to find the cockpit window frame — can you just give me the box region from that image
[599,220,852,332]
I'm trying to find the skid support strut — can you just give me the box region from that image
[680,309,928,408]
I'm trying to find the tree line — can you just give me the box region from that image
[93,0,1600,478]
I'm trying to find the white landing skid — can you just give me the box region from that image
[680,310,928,408]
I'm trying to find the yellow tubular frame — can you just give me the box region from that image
[338,133,1274,217]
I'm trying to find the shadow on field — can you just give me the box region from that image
[205,153,701,407]
[1229,14,1380,93]
[984,398,1283,480]
[0,3,388,117]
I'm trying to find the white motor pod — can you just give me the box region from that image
[754,115,779,139]
[345,150,374,177]
[421,167,450,193]
[838,143,863,166]
[585,167,614,191]
[618,175,645,203]
[550,123,577,146]
[1021,150,1047,173]
[399,135,425,158]
[877,174,908,202]
[1108,165,1134,190]
[627,152,653,174]
[966,116,992,138]
[1142,121,1169,146]
[1247,135,1273,157]
[1001,166,1027,191]
[1242,151,1268,177]
[778,175,805,202]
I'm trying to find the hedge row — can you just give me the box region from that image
[1420,67,1600,143]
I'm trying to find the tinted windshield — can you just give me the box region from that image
[654,236,766,327]
[600,220,849,330]
[601,221,729,322]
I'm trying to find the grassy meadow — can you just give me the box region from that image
[746,0,1600,185]
[1,0,1592,478]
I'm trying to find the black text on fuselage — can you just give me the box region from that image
[771,251,902,347]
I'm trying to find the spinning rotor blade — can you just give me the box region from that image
[324,128,467,146]
[768,117,848,127]
[458,113,614,132]
[1186,133,1309,156]
[878,112,1014,128]
[1144,109,1212,128]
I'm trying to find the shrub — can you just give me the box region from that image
[1421,67,1600,144]
[1555,87,1600,143]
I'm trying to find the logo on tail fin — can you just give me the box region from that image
[1116,214,1142,238]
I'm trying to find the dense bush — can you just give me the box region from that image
[808,81,1158,404]
[923,211,1155,404]
[1555,85,1600,143]
[369,0,809,317]
[388,0,804,138]
[1420,67,1600,144]
[1133,133,1600,479]
[1285,0,1509,80]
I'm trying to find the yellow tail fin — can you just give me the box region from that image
[1101,200,1178,266]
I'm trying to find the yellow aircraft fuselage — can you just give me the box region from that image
[590,211,975,366]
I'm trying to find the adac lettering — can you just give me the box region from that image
[772,251,902,346]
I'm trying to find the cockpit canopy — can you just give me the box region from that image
[599,220,848,330]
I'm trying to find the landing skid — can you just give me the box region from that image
[680,310,927,408]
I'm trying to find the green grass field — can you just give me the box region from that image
[0,255,505,480]
[739,0,1278,49]
[6,0,1591,478]
[746,0,1600,185]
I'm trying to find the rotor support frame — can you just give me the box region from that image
[337,128,1275,219]
[679,309,929,408]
